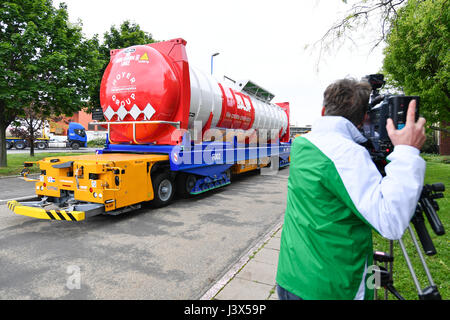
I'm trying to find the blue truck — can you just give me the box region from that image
[6,122,87,150]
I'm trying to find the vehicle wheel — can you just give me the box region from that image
[176,173,197,197]
[36,141,47,150]
[14,141,26,150]
[151,172,175,207]
[6,141,12,149]
[71,142,80,150]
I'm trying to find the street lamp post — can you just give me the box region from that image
[211,52,220,75]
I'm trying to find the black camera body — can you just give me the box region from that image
[362,74,420,164]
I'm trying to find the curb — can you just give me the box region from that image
[0,174,39,180]
[199,219,283,300]
[0,195,38,205]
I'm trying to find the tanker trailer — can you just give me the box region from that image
[8,38,291,221]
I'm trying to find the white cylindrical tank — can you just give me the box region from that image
[188,66,288,136]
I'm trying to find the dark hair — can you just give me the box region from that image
[323,78,371,127]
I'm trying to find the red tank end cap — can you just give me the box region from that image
[100,45,181,143]
[276,102,290,142]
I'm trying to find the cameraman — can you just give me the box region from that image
[276,78,426,300]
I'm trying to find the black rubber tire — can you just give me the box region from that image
[151,172,175,208]
[36,141,47,150]
[14,141,26,150]
[6,141,12,149]
[175,173,197,198]
[71,142,80,150]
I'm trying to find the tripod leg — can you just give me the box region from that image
[407,226,436,286]
[389,240,394,276]
[398,238,424,296]
[384,261,389,300]
[385,240,394,300]
[386,283,406,300]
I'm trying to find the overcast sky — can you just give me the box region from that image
[54,0,385,126]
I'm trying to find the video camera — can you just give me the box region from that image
[362,74,420,171]
[362,74,446,300]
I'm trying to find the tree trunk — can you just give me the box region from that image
[0,121,7,167]
[29,123,35,157]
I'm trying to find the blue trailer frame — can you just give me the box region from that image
[98,134,291,194]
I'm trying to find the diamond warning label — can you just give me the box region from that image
[140,52,149,61]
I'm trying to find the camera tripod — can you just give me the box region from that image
[373,228,441,300]
[373,183,445,300]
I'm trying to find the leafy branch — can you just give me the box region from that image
[312,0,421,65]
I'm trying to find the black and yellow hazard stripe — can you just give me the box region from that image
[46,209,78,221]
[8,200,17,211]
[7,200,85,221]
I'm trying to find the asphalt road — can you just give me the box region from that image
[0,167,289,299]
[0,176,37,203]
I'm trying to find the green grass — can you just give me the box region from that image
[0,152,91,177]
[373,154,450,300]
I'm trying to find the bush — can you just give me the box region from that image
[422,132,439,154]
[87,138,106,148]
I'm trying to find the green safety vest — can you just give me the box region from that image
[276,116,425,300]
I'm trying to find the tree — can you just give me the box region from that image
[315,0,416,63]
[90,20,155,113]
[0,0,102,166]
[101,20,155,56]
[382,0,450,126]
[9,107,46,157]
[316,0,448,127]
